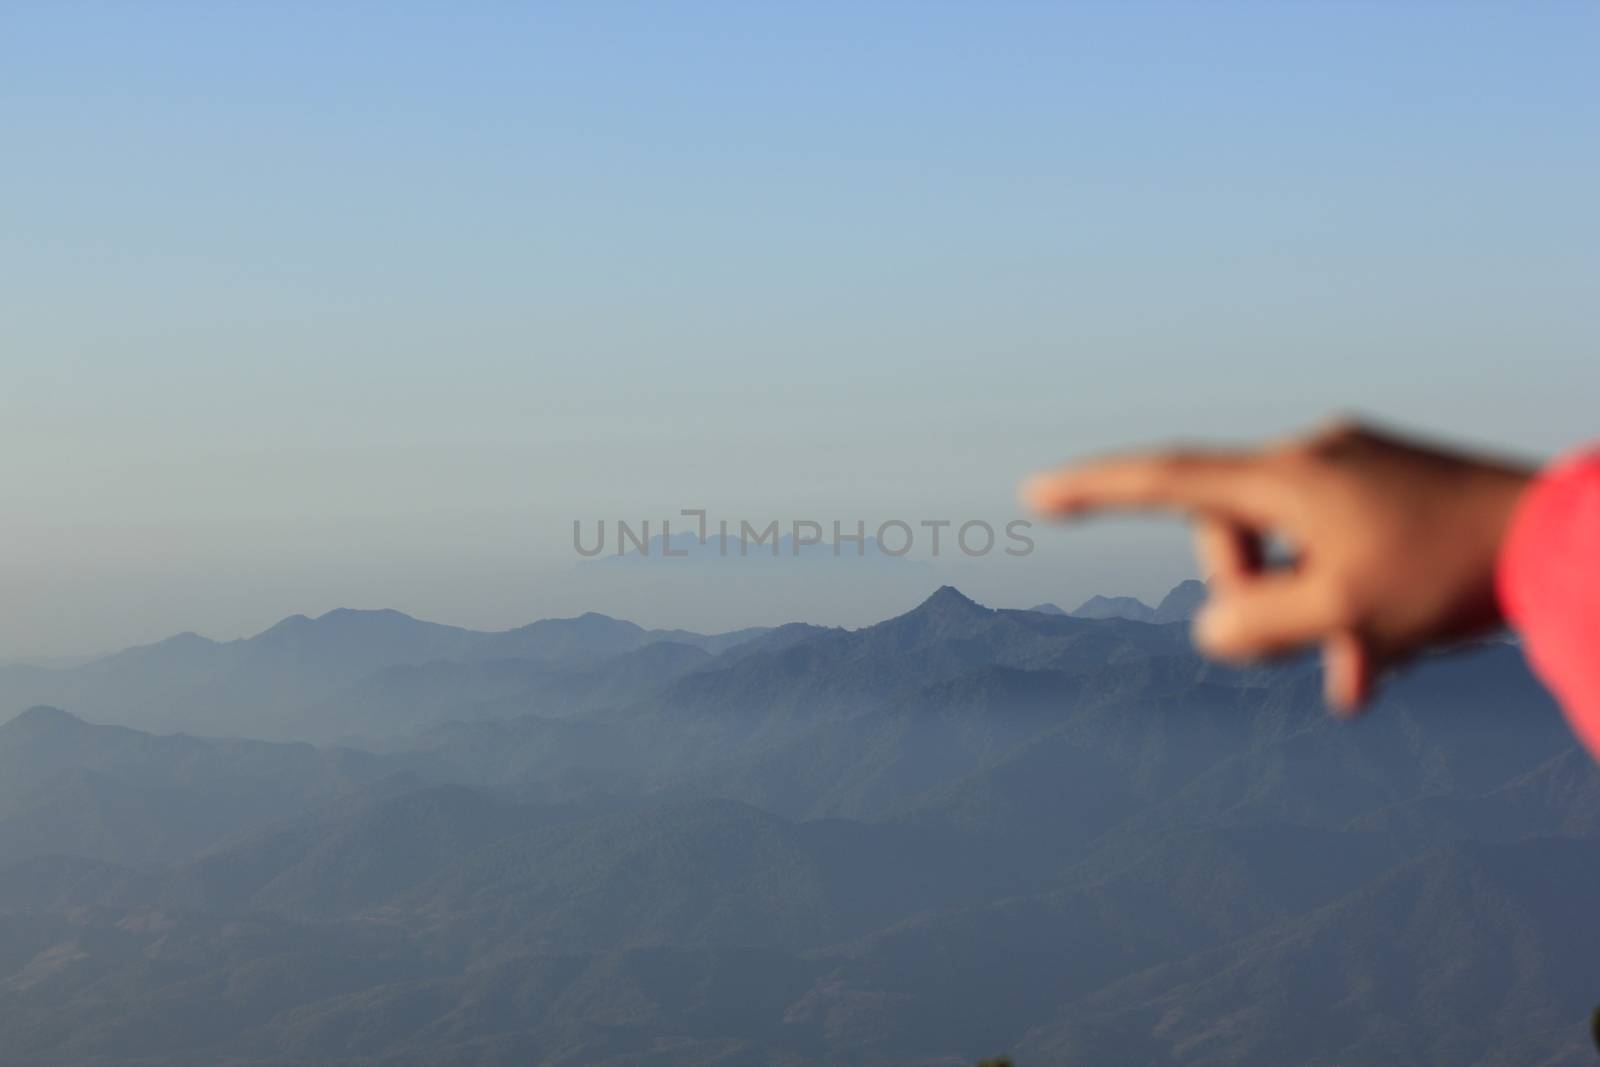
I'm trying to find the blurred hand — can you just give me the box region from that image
[1023,422,1532,713]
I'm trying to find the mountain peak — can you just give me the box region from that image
[255,613,314,641]
[316,607,417,624]
[1063,582,1209,625]
[2,705,87,735]
[160,631,215,648]
[903,586,992,623]
[922,585,984,610]
[512,611,641,635]
[875,585,991,631]
[1153,579,1209,623]
[1070,594,1156,623]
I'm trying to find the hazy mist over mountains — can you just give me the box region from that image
[0,583,1592,1066]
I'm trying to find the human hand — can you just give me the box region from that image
[1023,422,1533,712]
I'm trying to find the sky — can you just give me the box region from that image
[3,3,1598,659]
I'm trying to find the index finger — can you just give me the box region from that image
[1021,449,1276,520]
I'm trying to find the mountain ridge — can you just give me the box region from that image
[0,586,1584,1066]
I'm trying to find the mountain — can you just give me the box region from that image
[399,798,995,956]
[0,707,398,866]
[1065,580,1208,624]
[1027,602,1067,616]
[1016,839,1600,1066]
[1069,594,1156,622]
[290,639,719,744]
[0,584,1210,745]
[0,609,770,740]
[0,589,1589,1065]
[160,784,564,919]
[1152,577,1209,622]
[612,585,1195,772]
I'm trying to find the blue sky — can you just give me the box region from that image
[3,3,1598,657]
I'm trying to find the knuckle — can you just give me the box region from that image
[1274,418,1375,468]
[1308,418,1374,455]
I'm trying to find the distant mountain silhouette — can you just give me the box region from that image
[1065,580,1207,624]
[1152,577,1209,622]
[0,608,772,739]
[1069,594,1157,622]
[0,590,1587,1065]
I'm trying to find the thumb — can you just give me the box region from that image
[1192,574,1338,661]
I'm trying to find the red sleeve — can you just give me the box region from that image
[1497,449,1600,758]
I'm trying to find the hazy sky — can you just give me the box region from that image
[4,3,1598,659]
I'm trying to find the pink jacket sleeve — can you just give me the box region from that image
[1497,450,1600,758]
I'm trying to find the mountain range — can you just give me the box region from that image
[0,582,1591,1066]
[0,608,773,743]
[1030,579,1210,625]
